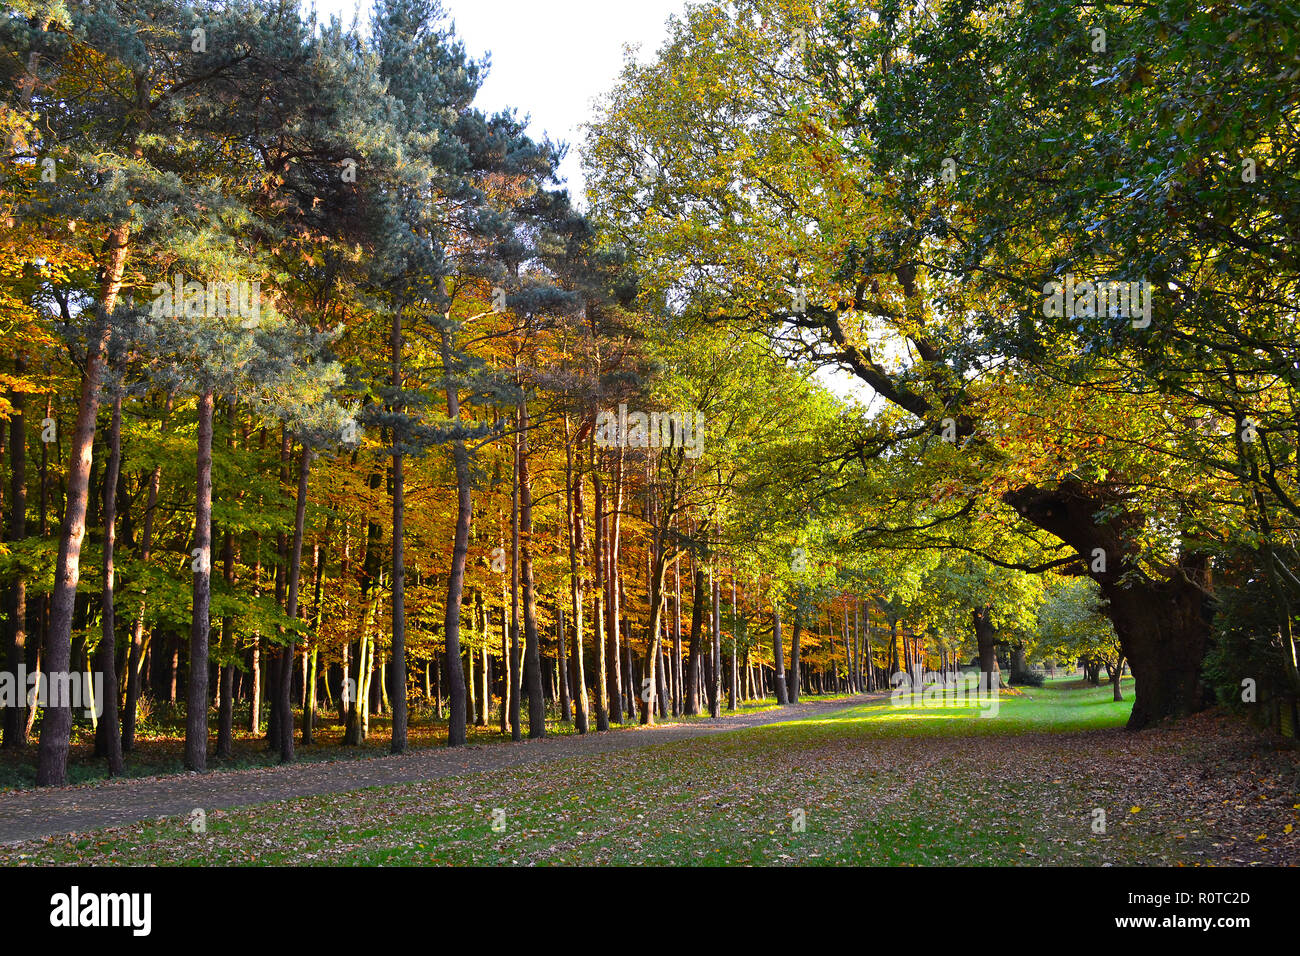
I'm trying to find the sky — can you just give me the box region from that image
[307,0,692,202]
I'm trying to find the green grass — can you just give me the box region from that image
[7,678,1297,866]
[813,676,1136,736]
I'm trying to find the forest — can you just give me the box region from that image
[0,0,1297,876]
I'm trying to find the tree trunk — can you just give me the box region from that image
[517,399,546,739]
[303,533,326,745]
[591,450,610,731]
[1104,576,1208,725]
[216,526,237,758]
[346,464,383,745]
[124,392,167,749]
[36,216,129,787]
[93,395,124,774]
[772,596,789,705]
[671,556,683,716]
[3,355,28,749]
[563,416,589,734]
[276,446,310,763]
[684,563,704,715]
[710,572,721,718]
[639,546,670,725]
[389,306,408,754]
[728,577,739,712]
[184,389,215,772]
[973,605,998,691]
[787,593,802,704]
[1005,481,1212,728]
[216,412,241,759]
[508,409,522,741]
[556,604,570,722]
[476,595,490,727]
[603,448,624,724]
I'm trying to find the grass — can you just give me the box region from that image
[822,675,1137,735]
[5,678,1298,866]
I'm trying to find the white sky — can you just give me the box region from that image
[306,0,692,202]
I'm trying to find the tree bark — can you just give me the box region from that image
[3,355,28,748]
[603,448,624,724]
[973,605,998,692]
[518,399,546,739]
[441,328,472,747]
[556,604,570,722]
[184,389,215,772]
[390,307,408,753]
[684,563,704,715]
[1005,481,1212,728]
[276,446,311,763]
[710,572,721,718]
[772,595,789,705]
[591,449,610,731]
[787,592,802,703]
[93,395,124,774]
[36,220,129,786]
[563,416,589,734]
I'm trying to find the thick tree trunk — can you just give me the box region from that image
[850,600,860,692]
[787,592,802,703]
[1008,642,1026,683]
[36,212,131,787]
[1102,577,1207,726]
[1005,481,1212,729]
[973,605,999,691]
[772,597,789,705]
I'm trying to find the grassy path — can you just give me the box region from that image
[2,681,1296,865]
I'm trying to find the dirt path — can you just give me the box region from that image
[0,695,872,843]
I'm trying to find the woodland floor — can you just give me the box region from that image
[1,680,1296,866]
